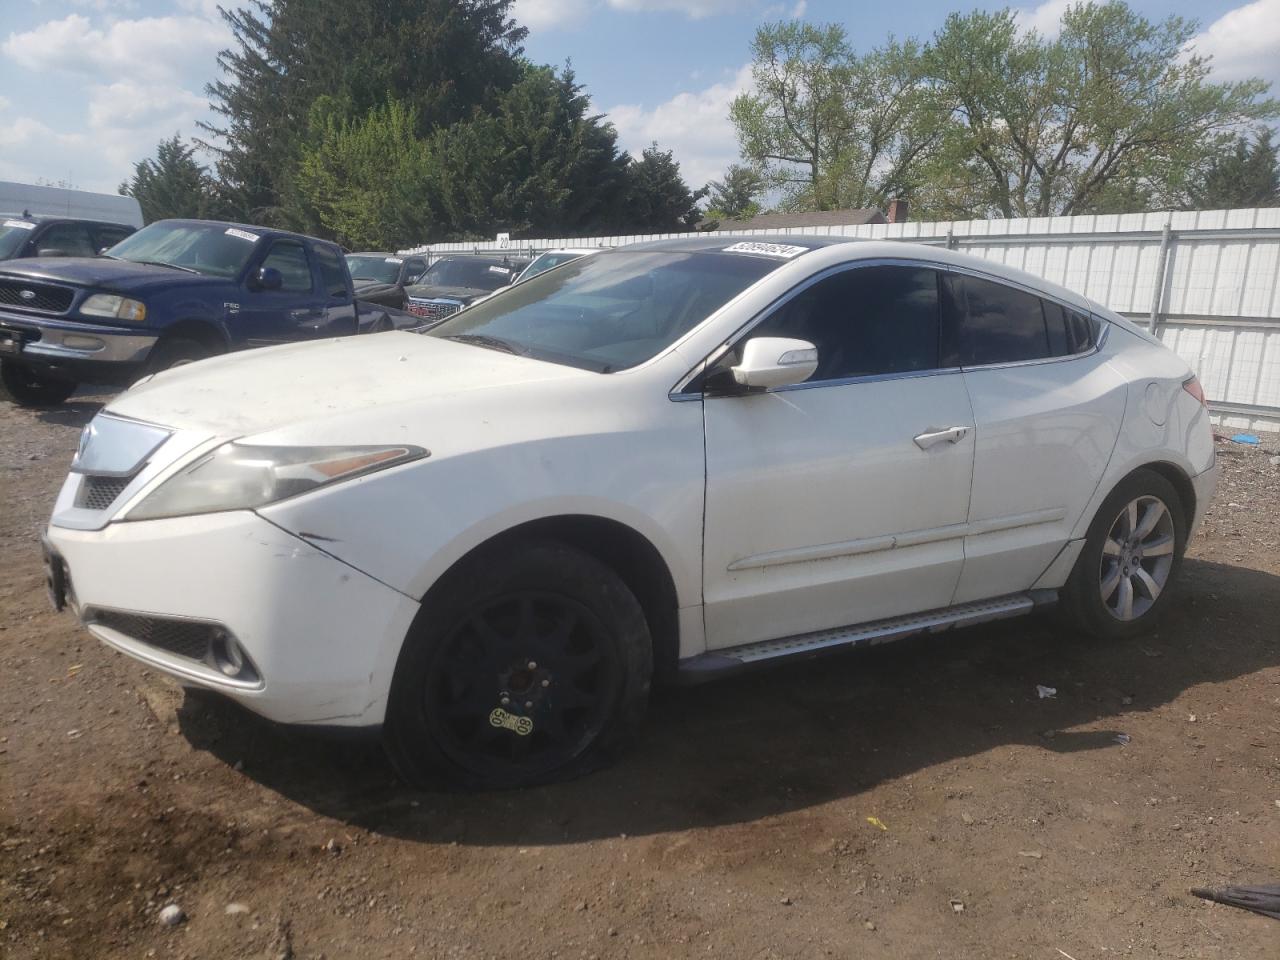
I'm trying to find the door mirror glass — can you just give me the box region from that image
[731,337,819,389]
[253,266,283,291]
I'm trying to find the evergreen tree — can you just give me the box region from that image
[623,144,707,232]
[119,135,224,223]
[705,164,765,221]
[1190,130,1280,208]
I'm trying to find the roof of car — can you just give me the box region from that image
[625,234,853,254]
[154,218,338,246]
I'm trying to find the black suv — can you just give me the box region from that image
[345,252,428,311]
[1,214,136,262]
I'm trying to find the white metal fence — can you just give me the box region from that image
[403,207,1280,433]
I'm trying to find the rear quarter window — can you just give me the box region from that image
[943,274,1051,366]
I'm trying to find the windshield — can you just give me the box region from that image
[519,251,585,282]
[346,255,401,284]
[0,219,37,259]
[427,250,781,372]
[418,257,516,291]
[105,222,261,278]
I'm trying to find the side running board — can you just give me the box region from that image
[676,591,1056,682]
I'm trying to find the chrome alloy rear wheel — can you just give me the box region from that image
[1099,494,1176,621]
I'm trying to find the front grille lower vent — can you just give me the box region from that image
[76,475,132,511]
[0,279,74,313]
[91,610,218,662]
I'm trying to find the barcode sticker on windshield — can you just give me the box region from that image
[722,241,807,259]
[225,228,259,242]
[488,265,511,275]
[4,219,37,230]
[385,257,403,264]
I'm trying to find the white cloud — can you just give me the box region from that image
[87,81,206,131]
[605,0,749,18]
[1014,0,1073,38]
[513,0,595,30]
[605,64,753,189]
[1189,0,1280,89]
[0,95,11,112]
[3,13,230,83]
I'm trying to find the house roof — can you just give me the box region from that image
[711,208,887,232]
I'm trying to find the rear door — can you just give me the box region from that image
[311,243,360,336]
[944,271,1127,602]
[701,262,976,649]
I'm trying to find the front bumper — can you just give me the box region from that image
[45,511,420,726]
[1,310,157,382]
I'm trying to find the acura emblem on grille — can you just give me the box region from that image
[19,289,36,301]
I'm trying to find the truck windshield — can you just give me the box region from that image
[346,255,401,284]
[0,220,37,260]
[427,250,782,372]
[419,258,516,291]
[105,222,260,279]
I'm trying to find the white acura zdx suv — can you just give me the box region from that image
[44,236,1217,789]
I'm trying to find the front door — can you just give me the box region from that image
[701,263,976,650]
[231,238,325,347]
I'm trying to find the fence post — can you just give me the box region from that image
[945,228,957,250]
[1148,223,1173,335]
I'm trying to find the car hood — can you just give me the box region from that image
[353,281,400,299]
[404,283,493,302]
[0,257,224,293]
[106,331,591,439]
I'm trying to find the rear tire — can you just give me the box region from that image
[384,541,652,790]
[148,337,213,372]
[0,359,77,407]
[1060,468,1187,640]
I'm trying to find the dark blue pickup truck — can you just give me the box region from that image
[0,219,392,406]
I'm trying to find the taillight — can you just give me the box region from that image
[1182,375,1207,407]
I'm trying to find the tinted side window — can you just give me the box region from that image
[751,265,940,381]
[944,274,1050,366]
[261,240,312,292]
[405,259,426,282]
[1043,300,1070,356]
[93,225,133,252]
[1065,307,1095,353]
[37,223,96,257]
[313,245,350,298]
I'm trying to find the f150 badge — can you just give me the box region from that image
[488,707,533,736]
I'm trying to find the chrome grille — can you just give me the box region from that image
[0,279,74,313]
[406,298,462,322]
[90,610,217,662]
[75,474,132,511]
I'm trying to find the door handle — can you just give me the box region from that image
[289,308,322,320]
[913,426,971,450]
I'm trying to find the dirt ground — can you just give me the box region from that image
[2,391,1278,960]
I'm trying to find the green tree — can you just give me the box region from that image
[120,135,224,223]
[201,0,528,224]
[293,99,436,249]
[430,66,631,239]
[705,164,765,221]
[730,22,944,212]
[1189,130,1280,209]
[919,3,1279,218]
[622,144,707,232]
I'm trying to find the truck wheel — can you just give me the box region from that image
[384,541,652,790]
[148,338,212,371]
[1060,468,1187,641]
[0,360,77,407]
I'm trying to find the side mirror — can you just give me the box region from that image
[252,266,283,291]
[731,337,819,390]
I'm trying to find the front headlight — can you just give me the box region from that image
[125,442,429,521]
[81,294,147,322]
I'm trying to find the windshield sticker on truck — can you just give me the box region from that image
[224,228,259,242]
[3,219,37,230]
[385,257,403,264]
[722,241,808,259]
[488,265,511,275]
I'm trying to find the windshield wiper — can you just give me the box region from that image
[445,333,524,356]
[129,259,202,275]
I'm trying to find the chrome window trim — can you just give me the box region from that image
[669,255,1107,400]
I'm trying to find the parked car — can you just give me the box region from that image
[43,236,1217,790]
[1,214,135,262]
[0,219,379,407]
[511,248,598,284]
[404,254,528,323]
[346,252,428,311]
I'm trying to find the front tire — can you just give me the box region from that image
[384,541,652,790]
[0,359,77,407]
[147,337,212,372]
[1061,468,1187,640]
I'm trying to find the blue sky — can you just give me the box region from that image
[1,0,1276,195]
